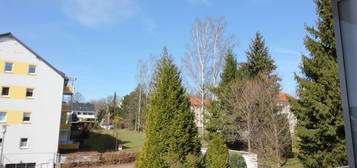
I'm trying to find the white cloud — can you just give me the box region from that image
[187,0,211,6]
[272,48,301,56]
[61,0,140,27]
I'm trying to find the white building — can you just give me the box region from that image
[277,92,297,138]
[0,32,76,168]
[71,103,97,123]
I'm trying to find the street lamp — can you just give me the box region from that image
[332,0,357,167]
[1,125,7,168]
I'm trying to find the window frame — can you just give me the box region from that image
[4,62,13,73]
[0,112,7,123]
[23,112,31,123]
[28,65,37,75]
[25,88,34,98]
[1,87,10,97]
[19,138,28,149]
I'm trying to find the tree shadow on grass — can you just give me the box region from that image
[80,131,129,153]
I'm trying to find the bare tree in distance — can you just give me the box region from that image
[136,55,158,131]
[252,77,291,167]
[73,92,85,103]
[222,78,263,152]
[183,17,235,137]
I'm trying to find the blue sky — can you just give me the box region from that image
[0,0,316,101]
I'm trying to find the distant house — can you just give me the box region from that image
[189,97,211,128]
[72,102,97,123]
[277,92,297,138]
[189,93,297,138]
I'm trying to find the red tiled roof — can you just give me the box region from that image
[189,97,211,106]
[277,92,294,102]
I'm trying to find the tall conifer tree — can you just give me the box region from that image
[136,48,201,168]
[242,32,276,78]
[207,51,238,141]
[220,51,238,88]
[290,0,347,167]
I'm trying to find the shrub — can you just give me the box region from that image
[204,135,229,168]
[229,152,247,168]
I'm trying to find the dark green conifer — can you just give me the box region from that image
[220,51,238,87]
[242,32,276,78]
[204,135,229,168]
[136,47,201,168]
[290,0,347,167]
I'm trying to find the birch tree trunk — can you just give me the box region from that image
[183,17,234,139]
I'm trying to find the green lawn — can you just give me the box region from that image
[284,158,303,168]
[82,129,145,152]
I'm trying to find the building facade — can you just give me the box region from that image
[71,102,97,123]
[0,33,75,168]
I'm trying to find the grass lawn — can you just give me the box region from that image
[82,129,145,152]
[284,158,303,168]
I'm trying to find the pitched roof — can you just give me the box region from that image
[189,97,211,106]
[73,102,96,112]
[277,92,294,102]
[0,32,65,78]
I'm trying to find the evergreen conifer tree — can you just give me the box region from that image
[242,32,276,78]
[204,135,229,168]
[207,51,238,141]
[290,0,347,167]
[136,48,201,168]
[220,51,238,88]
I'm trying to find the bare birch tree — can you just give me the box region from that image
[136,55,157,131]
[183,17,235,137]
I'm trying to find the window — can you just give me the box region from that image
[1,87,10,97]
[0,112,6,122]
[4,62,13,72]
[19,138,28,148]
[26,88,34,98]
[23,113,31,122]
[28,65,36,74]
[5,163,35,168]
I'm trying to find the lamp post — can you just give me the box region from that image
[332,0,357,167]
[1,125,7,168]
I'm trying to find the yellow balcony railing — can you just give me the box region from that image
[62,105,72,111]
[64,86,75,95]
[60,124,70,130]
[59,143,79,150]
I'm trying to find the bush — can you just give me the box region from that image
[204,136,229,168]
[229,152,247,168]
[165,153,203,168]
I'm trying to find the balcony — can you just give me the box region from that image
[63,86,75,95]
[59,143,80,150]
[60,124,70,130]
[62,105,72,111]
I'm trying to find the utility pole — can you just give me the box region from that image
[1,125,7,168]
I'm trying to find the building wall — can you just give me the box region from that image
[0,37,64,167]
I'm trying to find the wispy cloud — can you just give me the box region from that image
[272,48,301,56]
[61,0,140,27]
[187,0,212,6]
